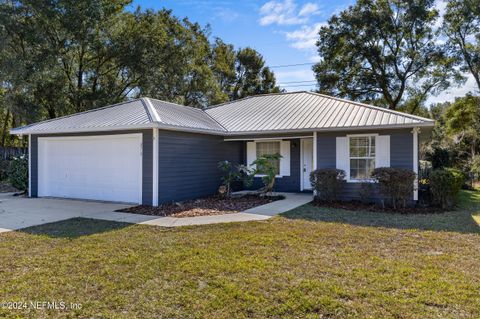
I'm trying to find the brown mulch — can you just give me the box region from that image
[117,195,285,218]
[0,181,18,193]
[312,200,445,214]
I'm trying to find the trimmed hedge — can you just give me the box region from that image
[310,168,345,202]
[371,167,416,209]
[429,168,464,209]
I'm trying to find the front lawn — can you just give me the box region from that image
[0,191,479,318]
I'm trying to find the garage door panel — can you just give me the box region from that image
[38,134,142,203]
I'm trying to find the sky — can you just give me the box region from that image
[130,0,476,105]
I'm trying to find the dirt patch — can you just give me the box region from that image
[117,195,285,218]
[312,200,445,214]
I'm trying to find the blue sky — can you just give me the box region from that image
[129,0,353,92]
[130,0,474,104]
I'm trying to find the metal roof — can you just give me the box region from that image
[205,91,434,134]
[11,98,225,135]
[11,92,434,135]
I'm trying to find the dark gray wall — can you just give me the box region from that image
[157,130,243,204]
[247,139,301,192]
[30,130,153,205]
[316,128,414,201]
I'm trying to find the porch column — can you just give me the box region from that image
[412,127,420,200]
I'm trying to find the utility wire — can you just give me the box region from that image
[280,83,318,88]
[278,80,317,84]
[269,62,316,68]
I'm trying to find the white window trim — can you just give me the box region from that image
[252,139,283,178]
[346,133,378,183]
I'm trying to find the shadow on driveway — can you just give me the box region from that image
[19,217,133,239]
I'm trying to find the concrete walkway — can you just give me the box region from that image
[0,192,312,232]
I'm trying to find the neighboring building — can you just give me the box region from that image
[11,92,434,205]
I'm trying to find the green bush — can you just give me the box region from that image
[0,159,10,181]
[310,168,345,202]
[429,168,464,209]
[8,155,28,191]
[371,167,415,209]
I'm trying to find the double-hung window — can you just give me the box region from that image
[349,136,375,180]
[256,141,280,175]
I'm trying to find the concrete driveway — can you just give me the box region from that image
[0,193,134,233]
[0,192,312,233]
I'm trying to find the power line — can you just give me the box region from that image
[278,80,317,84]
[269,62,316,68]
[280,83,318,88]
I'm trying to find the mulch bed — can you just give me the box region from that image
[116,195,284,218]
[313,200,445,214]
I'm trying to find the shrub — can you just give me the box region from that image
[0,159,10,181]
[371,168,415,209]
[8,155,28,191]
[217,161,253,197]
[310,168,345,202]
[429,168,465,209]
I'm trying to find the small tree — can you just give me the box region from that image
[371,168,416,209]
[252,153,282,195]
[217,161,253,197]
[8,155,28,192]
[310,168,345,202]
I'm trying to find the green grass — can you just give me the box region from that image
[0,191,479,318]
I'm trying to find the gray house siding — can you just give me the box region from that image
[246,139,301,192]
[316,128,414,201]
[30,130,153,205]
[157,130,243,204]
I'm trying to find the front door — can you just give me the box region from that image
[301,138,313,190]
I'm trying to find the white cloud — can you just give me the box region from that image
[285,22,325,50]
[299,3,320,17]
[215,7,240,23]
[427,73,478,105]
[259,0,320,26]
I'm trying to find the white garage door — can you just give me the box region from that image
[38,134,142,204]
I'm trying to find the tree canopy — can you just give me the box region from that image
[313,0,459,111]
[0,0,280,146]
[443,0,480,92]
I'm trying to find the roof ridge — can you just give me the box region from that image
[141,98,162,123]
[205,91,308,110]
[306,92,434,122]
[11,99,146,132]
[145,97,227,131]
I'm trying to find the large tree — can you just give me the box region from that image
[313,0,457,111]
[443,0,480,93]
[0,0,280,147]
[231,47,280,100]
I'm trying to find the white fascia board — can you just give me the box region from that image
[10,123,227,136]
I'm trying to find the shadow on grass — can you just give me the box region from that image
[19,217,132,239]
[281,190,480,234]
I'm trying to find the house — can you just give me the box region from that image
[11,92,434,206]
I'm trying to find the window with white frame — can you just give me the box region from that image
[256,141,280,175]
[349,136,375,180]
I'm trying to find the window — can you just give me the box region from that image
[256,141,280,175]
[349,136,375,180]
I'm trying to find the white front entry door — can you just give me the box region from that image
[38,134,142,204]
[301,138,313,190]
